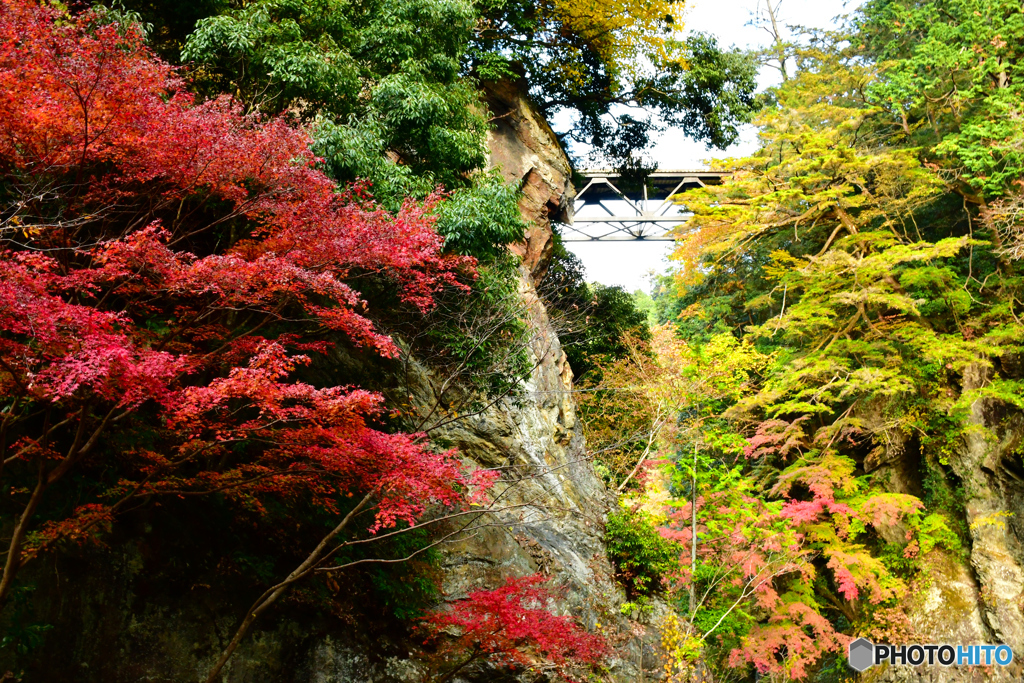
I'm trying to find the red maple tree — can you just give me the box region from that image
[420,574,608,682]
[0,0,472,615]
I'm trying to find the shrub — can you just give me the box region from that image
[605,504,678,599]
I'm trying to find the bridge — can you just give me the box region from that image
[558,169,729,242]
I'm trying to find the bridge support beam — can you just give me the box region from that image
[558,169,728,242]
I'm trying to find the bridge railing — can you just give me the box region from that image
[557,169,729,242]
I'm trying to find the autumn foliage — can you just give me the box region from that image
[578,321,956,679]
[0,0,478,607]
[635,12,1004,680]
[420,574,608,682]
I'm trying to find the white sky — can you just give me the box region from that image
[562,0,857,293]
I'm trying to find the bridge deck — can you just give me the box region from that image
[559,169,728,242]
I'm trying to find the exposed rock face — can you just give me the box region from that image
[871,361,1024,682]
[867,550,1014,683]
[393,272,651,682]
[397,80,659,681]
[955,364,1024,658]
[482,79,574,284]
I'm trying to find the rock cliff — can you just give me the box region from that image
[867,361,1024,682]
[482,79,574,285]
[400,78,657,682]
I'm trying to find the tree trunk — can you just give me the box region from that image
[0,464,47,606]
[203,491,373,683]
[689,442,697,617]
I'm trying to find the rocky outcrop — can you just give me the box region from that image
[399,80,659,681]
[482,79,574,284]
[870,361,1024,682]
[393,272,651,682]
[954,363,1024,659]
[867,549,1014,683]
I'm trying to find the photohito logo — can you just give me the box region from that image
[847,638,1014,672]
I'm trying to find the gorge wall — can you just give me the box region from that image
[865,360,1024,683]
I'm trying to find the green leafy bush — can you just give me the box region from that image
[366,527,443,620]
[0,586,52,657]
[414,254,533,400]
[605,505,679,599]
[432,172,527,260]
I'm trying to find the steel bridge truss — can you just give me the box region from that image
[558,169,728,242]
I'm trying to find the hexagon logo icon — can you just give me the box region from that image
[848,637,875,672]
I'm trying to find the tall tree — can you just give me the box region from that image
[474,0,766,163]
[651,24,987,680]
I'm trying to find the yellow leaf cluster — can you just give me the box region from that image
[550,0,686,87]
[659,612,703,681]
